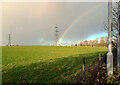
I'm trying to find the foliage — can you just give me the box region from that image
[79,62,120,84]
[95,64,120,84]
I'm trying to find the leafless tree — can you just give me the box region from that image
[104,2,119,49]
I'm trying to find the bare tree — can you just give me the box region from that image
[104,2,118,49]
[83,40,88,46]
[100,37,105,46]
[89,40,93,46]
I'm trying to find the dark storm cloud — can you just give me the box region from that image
[2,2,107,45]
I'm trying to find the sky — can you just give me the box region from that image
[2,2,108,45]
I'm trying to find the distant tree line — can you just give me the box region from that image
[77,36,116,47]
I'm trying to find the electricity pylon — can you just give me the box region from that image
[8,34,11,46]
[55,24,59,46]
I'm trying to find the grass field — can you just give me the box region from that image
[2,46,107,83]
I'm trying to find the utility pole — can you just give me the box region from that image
[107,0,113,77]
[118,1,120,71]
[55,24,59,46]
[8,34,11,46]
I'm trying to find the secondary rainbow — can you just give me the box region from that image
[57,3,104,46]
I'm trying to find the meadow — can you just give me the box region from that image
[2,46,107,83]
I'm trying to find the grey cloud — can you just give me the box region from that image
[2,2,107,45]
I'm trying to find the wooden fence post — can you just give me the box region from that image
[99,53,102,61]
[82,57,85,74]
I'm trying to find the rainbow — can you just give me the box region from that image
[57,3,104,46]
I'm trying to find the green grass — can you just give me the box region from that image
[2,46,107,83]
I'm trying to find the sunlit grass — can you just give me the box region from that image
[2,46,107,83]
